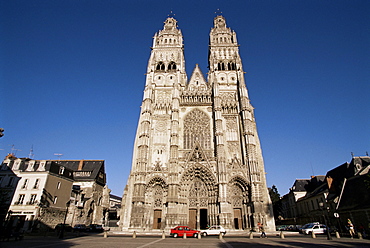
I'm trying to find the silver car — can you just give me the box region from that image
[201,225,226,236]
[300,223,327,235]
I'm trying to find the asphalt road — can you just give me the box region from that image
[1,232,370,248]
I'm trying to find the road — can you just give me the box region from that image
[1,232,369,248]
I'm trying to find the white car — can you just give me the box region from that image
[201,225,226,236]
[300,223,327,235]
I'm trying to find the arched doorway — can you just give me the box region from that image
[145,177,167,229]
[180,164,218,230]
[229,177,251,229]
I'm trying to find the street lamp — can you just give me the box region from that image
[319,202,332,240]
[59,200,70,239]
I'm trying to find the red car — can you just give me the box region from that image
[170,226,200,238]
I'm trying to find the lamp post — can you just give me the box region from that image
[319,202,332,240]
[59,200,70,239]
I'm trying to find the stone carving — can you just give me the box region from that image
[183,109,211,150]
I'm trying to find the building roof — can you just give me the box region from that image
[109,194,122,201]
[53,160,106,186]
[337,173,370,211]
[1,157,106,186]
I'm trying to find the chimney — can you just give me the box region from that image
[78,160,84,171]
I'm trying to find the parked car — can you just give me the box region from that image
[55,223,72,232]
[276,225,288,231]
[300,223,327,235]
[73,224,87,232]
[88,224,104,232]
[170,226,200,238]
[201,225,226,236]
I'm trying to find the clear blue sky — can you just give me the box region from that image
[1,0,369,196]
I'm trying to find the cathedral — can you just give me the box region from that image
[120,15,275,231]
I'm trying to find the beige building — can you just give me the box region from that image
[1,155,74,231]
[120,15,274,231]
[1,156,108,231]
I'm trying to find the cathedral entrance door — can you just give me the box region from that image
[233,208,242,229]
[199,209,208,229]
[188,209,197,229]
[153,210,162,229]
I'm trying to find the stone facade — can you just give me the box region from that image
[120,15,274,231]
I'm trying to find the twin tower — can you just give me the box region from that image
[120,15,275,231]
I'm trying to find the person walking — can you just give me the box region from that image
[347,219,355,239]
[260,223,267,238]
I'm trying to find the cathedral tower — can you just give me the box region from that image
[120,15,275,231]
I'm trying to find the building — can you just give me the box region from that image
[60,160,108,227]
[1,155,74,231]
[108,194,121,227]
[280,179,311,221]
[278,156,370,233]
[120,15,274,231]
[0,156,108,231]
[0,154,24,226]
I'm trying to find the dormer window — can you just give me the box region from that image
[59,166,65,175]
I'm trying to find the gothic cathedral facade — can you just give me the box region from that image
[120,15,275,231]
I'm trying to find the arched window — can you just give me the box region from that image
[156,62,165,71]
[218,62,225,71]
[183,109,211,149]
[168,61,176,71]
[227,62,236,70]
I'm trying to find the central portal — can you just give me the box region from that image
[188,208,208,229]
[200,209,208,229]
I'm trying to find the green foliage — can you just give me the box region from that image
[268,185,282,220]
[268,185,280,204]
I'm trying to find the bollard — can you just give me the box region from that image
[104,230,108,238]
[183,233,187,239]
[219,232,223,239]
[335,231,340,238]
[162,231,165,239]
[198,233,201,239]
[249,231,253,239]
[280,231,285,239]
[358,232,363,239]
[311,232,316,239]
[133,231,136,239]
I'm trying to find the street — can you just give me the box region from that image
[1,232,370,248]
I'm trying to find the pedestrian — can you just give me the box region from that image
[257,222,262,232]
[347,219,355,239]
[260,223,266,238]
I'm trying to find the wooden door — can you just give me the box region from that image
[234,208,242,229]
[153,210,162,229]
[188,209,197,229]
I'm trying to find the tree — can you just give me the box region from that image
[268,185,282,221]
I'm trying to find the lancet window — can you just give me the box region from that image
[156,62,165,71]
[227,62,236,70]
[168,61,177,71]
[217,62,225,71]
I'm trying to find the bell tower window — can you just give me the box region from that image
[218,62,225,71]
[227,62,236,70]
[168,61,176,71]
[156,62,165,71]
